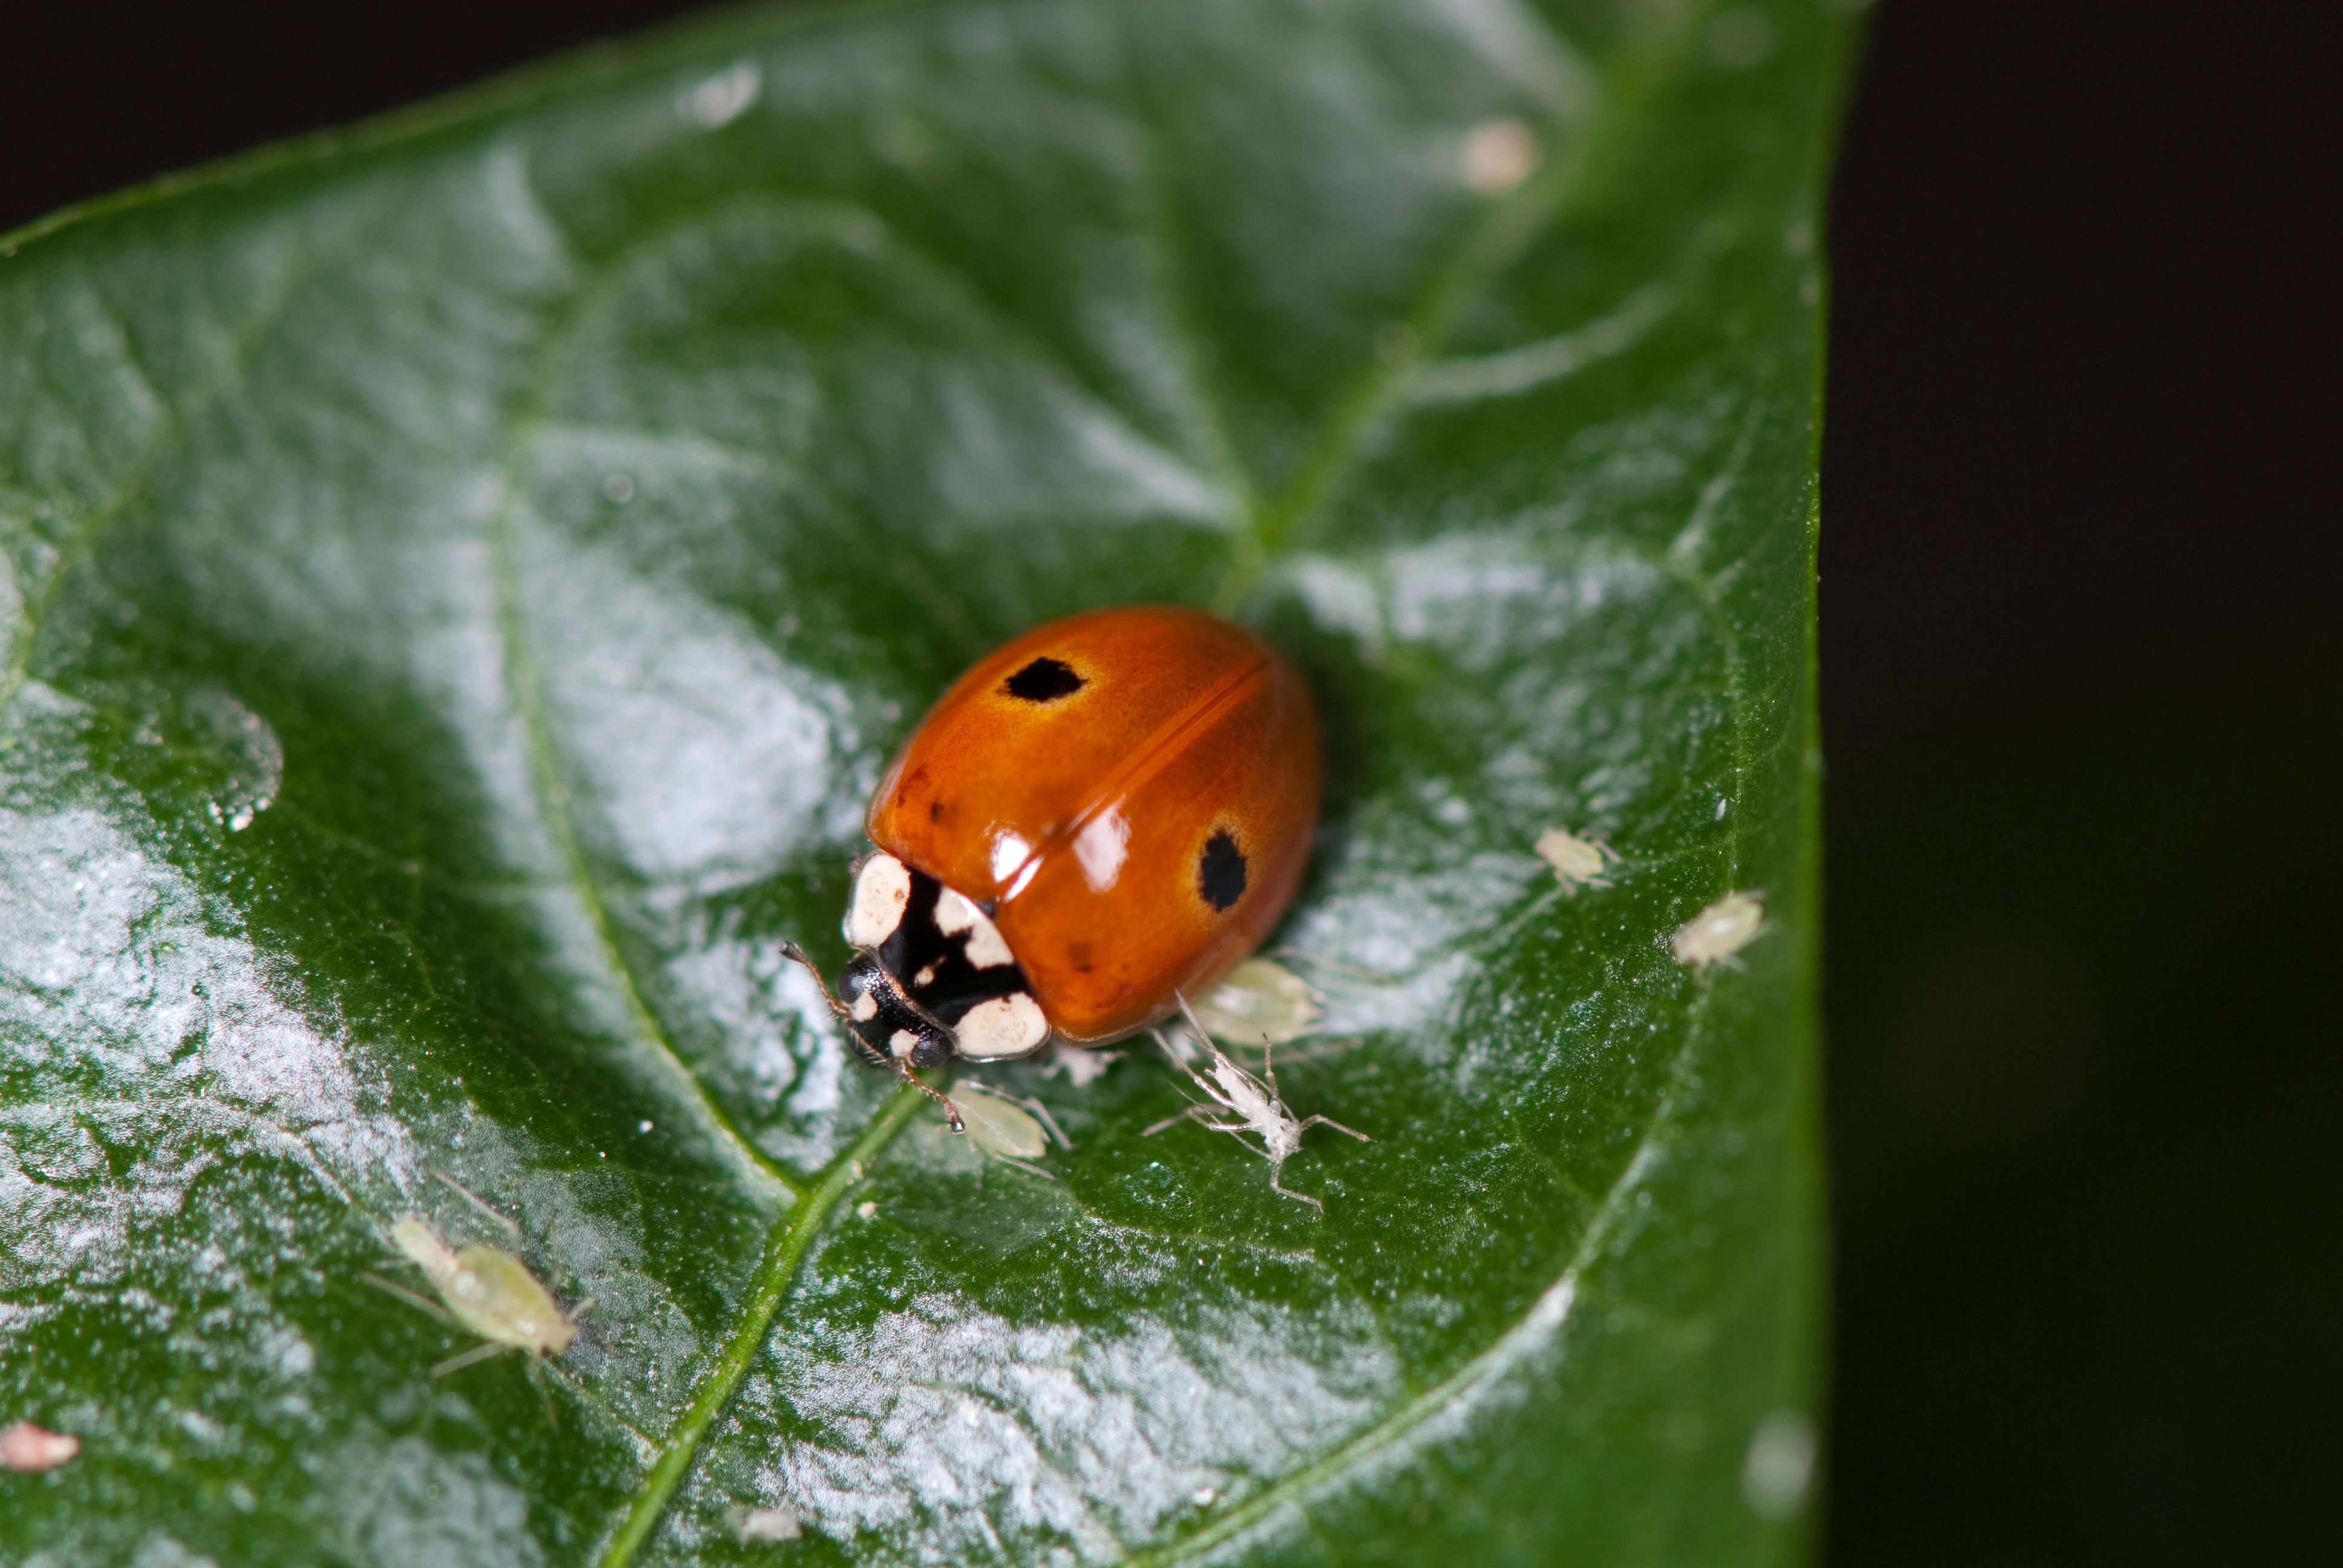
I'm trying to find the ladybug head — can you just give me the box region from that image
[837,950,957,1071]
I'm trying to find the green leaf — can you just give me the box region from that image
[0,1,1851,1562]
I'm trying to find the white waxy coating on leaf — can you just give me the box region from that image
[954,1086,1048,1160]
[1190,958,1322,1045]
[1671,891,1767,968]
[953,992,1049,1060]
[845,853,911,949]
[391,1217,576,1356]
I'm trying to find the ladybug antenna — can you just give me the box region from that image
[900,1066,965,1134]
[777,941,851,1021]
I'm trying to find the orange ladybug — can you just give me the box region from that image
[782,605,1321,1126]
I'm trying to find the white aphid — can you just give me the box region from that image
[1145,1000,1370,1212]
[1,1420,78,1473]
[1671,890,1767,969]
[1461,117,1540,194]
[739,1506,802,1543]
[359,1175,589,1417]
[1189,957,1322,1045]
[1533,826,1619,892]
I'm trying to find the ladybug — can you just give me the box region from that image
[782,604,1322,1128]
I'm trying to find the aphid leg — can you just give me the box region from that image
[1003,1092,1075,1150]
[433,1170,522,1243]
[1261,1036,1287,1103]
[778,941,853,1021]
[524,1356,560,1429]
[1169,991,1237,1068]
[570,1296,597,1318]
[995,1155,1061,1182]
[431,1340,515,1379]
[1142,1104,1214,1138]
[1149,1024,1198,1066]
[358,1270,457,1327]
[1268,1174,1326,1213]
[898,1065,965,1134]
[1294,1114,1373,1143]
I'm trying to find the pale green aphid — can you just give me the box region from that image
[359,1174,588,1418]
[1189,956,1323,1045]
[952,1084,1070,1181]
[1533,825,1620,893]
[955,1086,1047,1159]
[1671,890,1768,969]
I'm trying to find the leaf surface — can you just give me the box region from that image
[0,2,1850,1563]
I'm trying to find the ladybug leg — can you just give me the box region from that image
[778,941,853,1020]
[897,1065,966,1135]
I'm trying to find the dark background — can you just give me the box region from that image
[4,3,2336,1563]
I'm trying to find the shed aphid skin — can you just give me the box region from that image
[358,1174,589,1423]
[1189,956,1322,1046]
[1671,890,1768,969]
[1533,826,1620,893]
[1144,996,1370,1212]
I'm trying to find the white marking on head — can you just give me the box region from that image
[845,854,912,949]
[850,991,878,1022]
[952,992,1049,1060]
[1073,805,1130,892]
[936,887,1015,970]
[889,1029,922,1059]
[913,963,938,988]
[1671,891,1767,968]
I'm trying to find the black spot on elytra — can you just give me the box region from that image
[1198,831,1247,912]
[929,800,946,822]
[1003,657,1084,702]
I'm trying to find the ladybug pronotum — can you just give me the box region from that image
[783,605,1322,1128]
